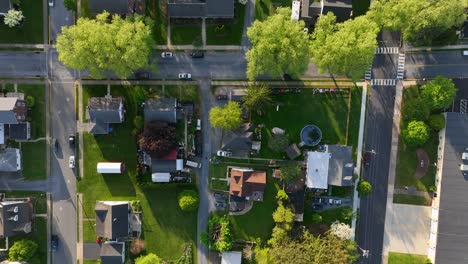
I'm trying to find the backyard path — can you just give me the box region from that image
[415,149,429,179]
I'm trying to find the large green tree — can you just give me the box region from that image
[9,239,37,262]
[246,7,310,80]
[279,162,301,183]
[243,83,273,116]
[209,101,243,131]
[403,120,430,147]
[56,12,155,78]
[135,253,162,264]
[311,14,379,81]
[421,76,457,110]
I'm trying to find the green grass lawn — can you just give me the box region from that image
[83,220,96,242]
[255,0,291,21]
[79,85,198,260]
[170,19,201,45]
[206,3,246,45]
[146,0,168,44]
[388,252,429,264]
[303,206,353,226]
[0,0,43,43]
[209,163,229,191]
[0,190,47,214]
[18,85,46,139]
[393,194,430,206]
[352,0,371,17]
[6,217,47,264]
[348,87,363,155]
[21,141,47,180]
[253,88,355,159]
[83,260,101,264]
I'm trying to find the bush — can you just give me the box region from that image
[403,120,430,147]
[357,180,372,196]
[26,96,35,108]
[64,0,77,12]
[9,239,38,261]
[428,114,445,131]
[130,200,141,212]
[202,215,233,252]
[276,190,288,201]
[130,239,145,255]
[268,134,289,152]
[421,76,457,110]
[135,253,162,264]
[178,190,199,211]
[311,213,322,224]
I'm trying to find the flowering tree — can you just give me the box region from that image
[4,9,24,28]
[330,221,353,240]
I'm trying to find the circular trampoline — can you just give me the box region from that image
[300,125,322,146]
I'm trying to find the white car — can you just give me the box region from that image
[48,0,54,7]
[217,150,232,157]
[178,73,192,79]
[69,156,75,169]
[334,199,342,205]
[161,52,173,58]
[463,50,468,56]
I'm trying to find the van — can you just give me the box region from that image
[186,160,201,168]
[196,119,201,131]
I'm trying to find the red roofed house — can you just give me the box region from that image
[229,168,267,202]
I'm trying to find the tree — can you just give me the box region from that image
[311,14,379,81]
[357,180,372,196]
[135,253,162,264]
[4,9,24,28]
[421,76,457,110]
[246,7,310,80]
[403,97,430,122]
[26,96,35,108]
[129,239,145,255]
[243,83,273,116]
[268,134,289,152]
[201,215,233,252]
[137,122,177,158]
[330,221,353,240]
[428,114,446,131]
[276,189,289,201]
[403,120,429,147]
[254,247,273,264]
[178,190,199,211]
[9,239,38,261]
[272,203,295,231]
[64,0,77,12]
[209,101,242,131]
[279,162,301,183]
[56,12,155,78]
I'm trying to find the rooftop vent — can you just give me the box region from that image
[463,152,468,160]
[8,215,18,222]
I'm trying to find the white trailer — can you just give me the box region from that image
[152,173,172,183]
[97,162,125,174]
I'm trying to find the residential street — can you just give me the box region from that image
[405,50,468,79]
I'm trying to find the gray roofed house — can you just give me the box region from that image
[167,0,234,18]
[95,201,130,240]
[88,0,145,15]
[0,97,25,124]
[327,145,354,186]
[87,97,124,135]
[0,199,32,238]
[300,0,353,27]
[151,159,177,173]
[0,0,11,15]
[100,242,125,264]
[144,98,177,124]
[0,148,21,172]
[434,113,468,263]
[8,123,30,141]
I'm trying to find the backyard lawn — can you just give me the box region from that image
[388,252,429,264]
[21,141,47,180]
[303,206,353,226]
[170,19,202,45]
[206,3,246,45]
[0,0,43,43]
[146,0,168,44]
[6,217,47,264]
[78,85,198,260]
[209,163,229,191]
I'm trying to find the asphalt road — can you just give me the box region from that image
[405,50,468,79]
[357,85,395,264]
[0,52,46,77]
[372,54,399,79]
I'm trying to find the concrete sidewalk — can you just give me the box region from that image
[156,45,242,51]
[212,80,356,86]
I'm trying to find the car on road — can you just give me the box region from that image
[69,135,75,148]
[334,199,342,205]
[196,119,201,131]
[134,71,150,79]
[69,156,75,169]
[51,235,58,251]
[190,52,204,58]
[463,50,468,56]
[363,152,371,168]
[48,0,54,7]
[216,94,228,100]
[217,150,232,157]
[161,52,174,58]
[178,73,192,79]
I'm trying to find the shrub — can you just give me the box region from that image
[403,120,430,147]
[202,215,233,252]
[135,253,162,264]
[4,9,24,28]
[357,180,372,196]
[26,96,35,108]
[129,239,145,255]
[178,190,199,211]
[130,200,141,212]
[276,190,288,201]
[9,239,37,261]
[311,213,322,224]
[268,134,289,152]
[428,114,445,131]
[421,76,457,110]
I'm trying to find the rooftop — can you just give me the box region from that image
[95,201,129,240]
[305,151,330,189]
[100,242,125,264]
[0,200,32,238]
[229,168,267,198]
[327,145,354,186]
[0,148,21,172]
[144,98,177,123]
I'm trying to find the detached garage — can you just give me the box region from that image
[97,162,126,174]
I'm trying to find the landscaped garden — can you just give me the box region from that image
[78,85,199,260]
[0,0,43,43]
[206,3,246,45]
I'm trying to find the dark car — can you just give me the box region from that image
[51,235,58,251]
[216,94,228,100]
[69,135,75,148]
[272,88,285,95]
[363,152,371,168]
[190,52,204,58]
[135,71,150,79]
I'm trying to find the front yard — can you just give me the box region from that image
[206,3,246,45]
[21,141,47,180]
[78,85,199,260]
[0,0,44,43]
[255,0,291,21]
[170,19,202,45]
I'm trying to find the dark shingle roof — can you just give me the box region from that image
[327,145,354,186]
[100,242,124,264]
[0,200,32,238]
[206,0,234,17]
[151,159,177,173]
[302,0,352,22]
[8,123,30,140]
[435,113,468,263]
[167,0,234,18]
[0,98,19,124]
[144,98,177,123]
[88,97,123,123]
[0,148,20,172]
[89,0,130,14]
[95,202,129,240]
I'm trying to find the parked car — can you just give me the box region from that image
[217,150,232,157]
[51,235,58,251]
[69,156,75,169]
[190,52,204,58]
[282,73,292,81]
[272,88,285,95]
[334,199,342,205]
[178,73,192,79]
[48,0,54,7]
[68,135,75,148]
[463,50,468,56]
[161,52,174,58]
[134,71,150,79]
[311,204,323,211]
[363,152,371,168]
[196,119,201,131]
[216,94,228,100]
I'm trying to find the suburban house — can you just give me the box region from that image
[305,145,354,190]
[100,241,125,264]
[0,96,31,142]
[88,0,145,15]
[149,149,183,182]
[430,113,468,262]
[296,0,353,27]
[0,148,21,172]
[95,201,141,241]
[144,98,177,124]
[0,0,11,16]
[229,168,267,201]
[221,251,242,264]
[87,97,124,135]
[221,123,255,157]
[167,0,234,18]
[0,199,32,238]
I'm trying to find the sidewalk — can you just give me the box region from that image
[80,80,198,85]
[406,44,468,52]
[212,80,356,86]
[156,45,242,51]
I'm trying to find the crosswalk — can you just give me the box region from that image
[397,53,405,79]
[370,79,396,86]
[375,47,399,54]
[365,65,372,80]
